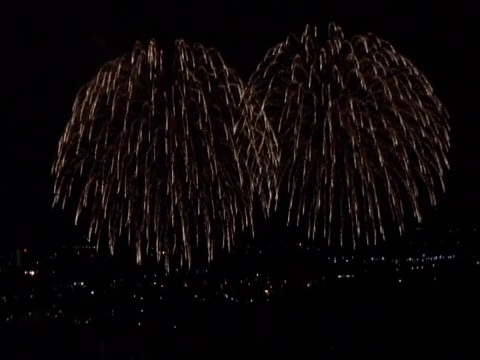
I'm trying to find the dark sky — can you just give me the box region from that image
[2,1,477,251]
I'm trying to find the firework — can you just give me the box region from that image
[245,23,450,247]
[52,39,271,271]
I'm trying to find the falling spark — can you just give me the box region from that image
[245,23,450,248]
[52,39,271,271]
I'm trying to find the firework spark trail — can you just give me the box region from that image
[245,23,450,248]
[52,39,272,271]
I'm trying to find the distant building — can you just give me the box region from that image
[16,249,23,267]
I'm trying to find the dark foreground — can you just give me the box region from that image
[1,265,479,359]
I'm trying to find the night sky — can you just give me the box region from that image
[3,1,477,251]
